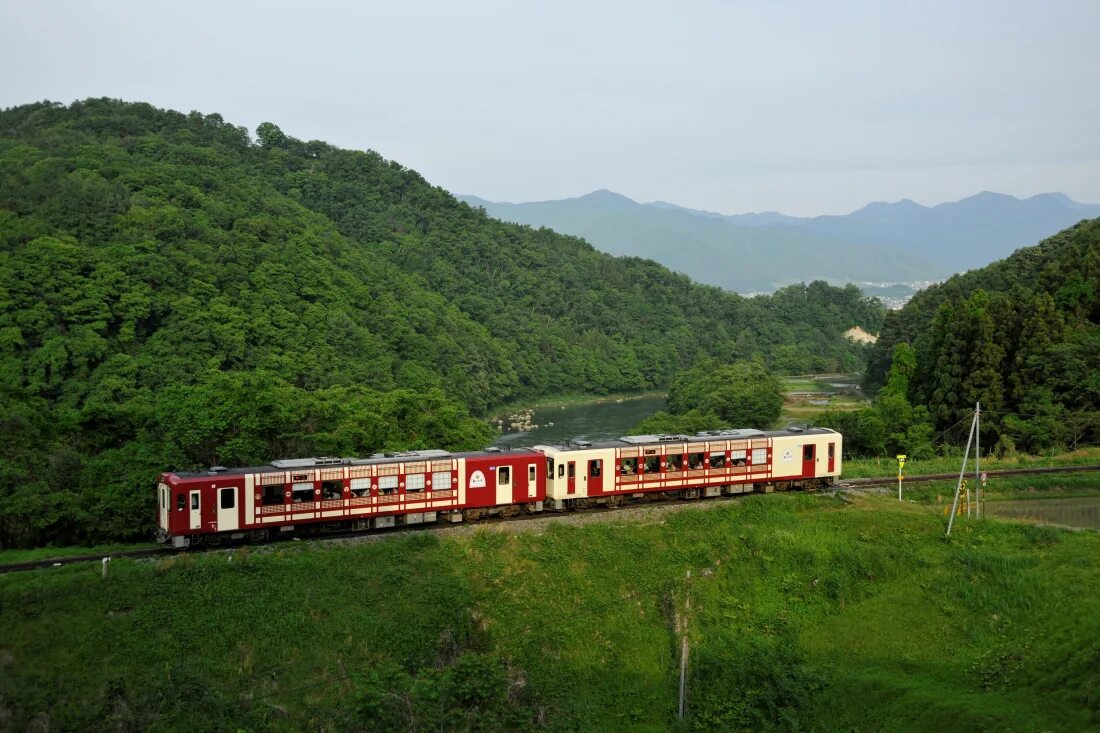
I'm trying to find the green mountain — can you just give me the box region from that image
[460,190,947,292]
[0,99,883,547]
[864,218,1100,452]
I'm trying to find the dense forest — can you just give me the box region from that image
[829,219,1100,457]
[0,99,881,547]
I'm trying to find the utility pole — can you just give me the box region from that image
[678,570,691,720]
[896,454,907,501]
[946,403,979,537]
[974,404,981,519]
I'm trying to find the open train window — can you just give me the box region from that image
[321,480,343,500]
[263,485,283,505]
[292,481,315,502]
[220,488,235,510]
[621,457,638,475]
[378,476,398,495]
[666,454,683,472]
[350,478,371,497]
[709,453,727,469]
[644,455,660,473]
[731,450,747,467]
[498,466,511,486]
[688,452,705,470]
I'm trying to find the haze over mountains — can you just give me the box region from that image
[460,190,1100,294]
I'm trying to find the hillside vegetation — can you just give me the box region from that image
[1,494,1096,731]
[824,219,1100,458]
[0,99,881,548]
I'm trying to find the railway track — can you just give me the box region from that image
[4,464,1098,575]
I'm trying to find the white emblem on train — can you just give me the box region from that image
[469,470,487,488]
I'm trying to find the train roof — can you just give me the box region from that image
[167,446,543,479]
[536,426,839,453]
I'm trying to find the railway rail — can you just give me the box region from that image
[4,463,1098,575]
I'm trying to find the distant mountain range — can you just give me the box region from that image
[459,190,1100,294]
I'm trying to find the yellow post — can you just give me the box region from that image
[896,454,907,501]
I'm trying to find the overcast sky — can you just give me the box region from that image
[2,0,1098,216]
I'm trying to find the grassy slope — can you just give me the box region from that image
[2,494,1097,731]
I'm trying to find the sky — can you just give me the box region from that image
[2,0,1098,216]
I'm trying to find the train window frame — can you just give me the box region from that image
[589,459,602,478]
[262,484,284,505]
[176,494,185,512]
[191,493,199,510]
[621,457,638,475]
[529,465,537,483]
[567,463,575,479]
[644,454,660,473]
[688,452,705,470]
[498,466,511,486]
[558,464,565,479]
[803,445,814,461]
[547,457,555,480]
[220,488,235,510]
[666,454,683,472]
[709,453,727,469]
[406,473,426,493]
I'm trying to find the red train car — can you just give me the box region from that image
[156,448,546,547]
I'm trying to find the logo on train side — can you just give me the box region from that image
[469,470,487,488]
[781,449,794,463]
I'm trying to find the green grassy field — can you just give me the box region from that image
[842,446,1100,479]
[1,493,1097,732]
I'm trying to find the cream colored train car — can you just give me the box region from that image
[535,427,841,509]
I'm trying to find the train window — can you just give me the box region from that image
[688,452,705,470]
[321,480,343,499]
[731,450,747,466]
[547,457,555,480]
[589,459,602,478]
[751,448,767,465]
[176,494,185,511]
[803,445,814,461]
[644,455,660,473]
[558,464,565,479]
[828,443,835,458]
[709,453,727,469]
[666,454,683,472]
[498,467,511,486]
[621,457,638,475]
[378,476,398,495]
[406,474,425,492]
[191,493,199,510]
[431,471,451,492]
[263,485,283,505]
[567,463,575,479]
[292,481,314,502]
[220,488,235,510]
[350,478,371,497]
[529,465,537,483]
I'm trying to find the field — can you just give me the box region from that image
[778,374,866,425]
[2,491,1097,732]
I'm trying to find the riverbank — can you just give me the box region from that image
[2,493,1097,731]
[489,390,666,421]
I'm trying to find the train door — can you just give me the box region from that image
[567,461,576,494]
[189,490,202,530]
[217,487,238,531]
[527,463,538,500]
[587,458,603,493]
[802,444,816,477]
[158,483,169,530]
[828,442,835,473]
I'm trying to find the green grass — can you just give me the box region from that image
[489,390,666,417]
[842,446,1100,478]
[1,495,1097,731]
[0,542,160,565]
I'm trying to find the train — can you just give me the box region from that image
[155,427,843,547]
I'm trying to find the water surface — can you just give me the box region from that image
[492,395,666,448]
[985,497,1100,530]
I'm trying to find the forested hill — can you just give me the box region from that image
[864,218,1099,451]
[0,98,880,546]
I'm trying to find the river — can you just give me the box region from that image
[985,497,1100,530]
[491,394,667,448]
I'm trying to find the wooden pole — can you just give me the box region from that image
[678,570,691,720]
